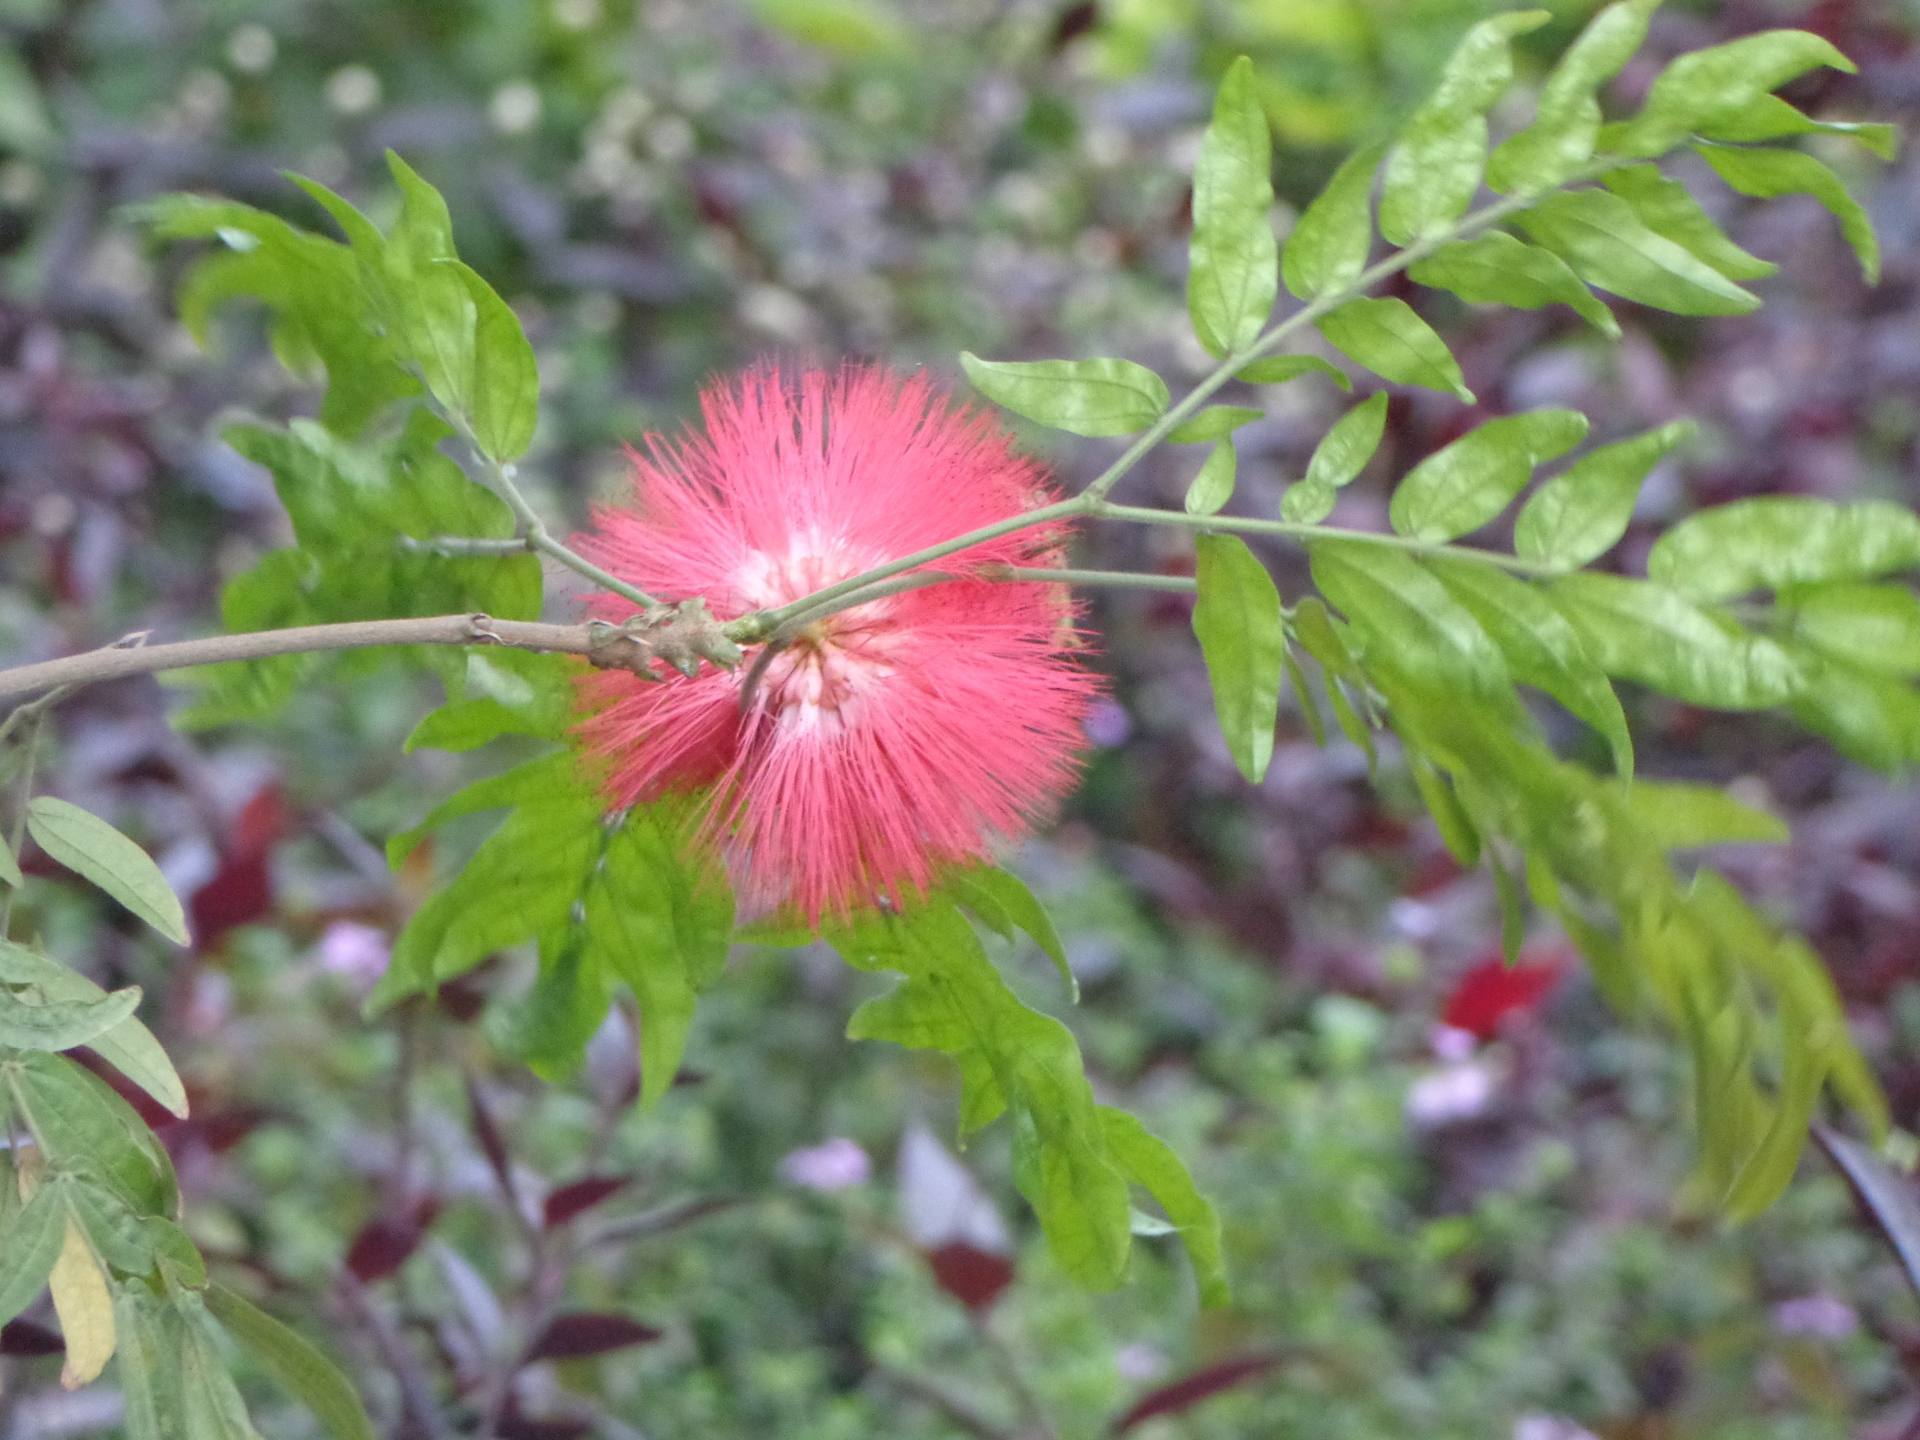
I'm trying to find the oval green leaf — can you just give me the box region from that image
[959,354,1170,437]
[25,797,190,946]
[1192,533,1286,783]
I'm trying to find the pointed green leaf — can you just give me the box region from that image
[1281,142,1384,300]
[1602,164,1776,280]
[1699,96,1897,162]
[1390,410,1587,542]
[1307,392,1389,493]
[1188,56,1278,356]
[1098,1108,1227,1306]
[948,866,1076,1002]
[1184,443,1236,517]
[959,354,1170,437]
[1610,29,1856,157]
[1409,231,1619,337]
[1648,497,1920,600]
[1408,754,1479,864]
[1516,189,1761,316]
[1235,354,1350,389]
[205,1284,376,1440]
[1192,534,1286,784]
[1698,144,1879,282]
[438,259,541,460]
[1378,10,1551,243]
[0,941,187,1119]
[1488,0,1660,193]
[1309,543,1511,701]
[0,1188,63,1326]
[1168,405,1262,445]
[25,797,189,946]
[1316,298,1472,401]
[1513,421,1695,570]
[382,153,478,420]
[1619,780,1787,848]
[1788,651,1920,772]
[1786,582,1920,676]
[0,985,143,1053]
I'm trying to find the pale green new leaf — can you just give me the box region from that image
[382,152,477,420]
[1786,582,1920,675]
[1488,0,1660,193]
[25,798,189,946]
[1516,189,1761,316]
[1188,56,1278,356]
[1602,165,1776,280]
[1184,443,1236,517]
[959,354,1169,437]
[1192,534,1286,784]
[1647,497,1920,600]
[1698,144,1880,282]
[1408,232,1618,337]
[205,1284,376,1440]
[1390,410,1587,542]
[1316,298,1473,401]
[0,941,187,1118]
[1609,29,1856,158]
[1513,421,1695,570]
[1378,10,1551,243]
[1281,142,1384,300]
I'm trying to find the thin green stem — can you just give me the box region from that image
[1089,502,1563,576]
[987,565,1197,594]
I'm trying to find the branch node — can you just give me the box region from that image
[585,599,744,682]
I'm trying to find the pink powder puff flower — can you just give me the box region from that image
[571,366,1099,924]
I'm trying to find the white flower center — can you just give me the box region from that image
[733,539,902,732]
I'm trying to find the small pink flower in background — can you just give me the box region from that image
[315,920,391,991]
[778,1137,872,1192]
[573,366,1099,922]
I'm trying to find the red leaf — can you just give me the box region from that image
[925,1241,1015,1313]
[189,849,273,952]
[1441,951,1565,1041]
[528,1313,663,1360]
[0,1320,64,1356]
[344,1200,439,1283]
[1111,1353,1284,1434]
[465,1076,518,1212]
[543,1176,629,1229]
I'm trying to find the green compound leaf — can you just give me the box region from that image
[1192,534,1287,784]
[0,941,187,1118]
[829,898,1134,1290]
[1408,231,1618,337]
[1647,497,1920,600]
[1513,421,1696,571]
[1389,409,1588,542]
[1516,189,1761,317]
[1183,443,1237,517]
[1188,56,1278,357]
[1281,142,1384,301]
[1378,10,1551,244]
[0,984,142,1053]
[1609,29,1856,158]
[1549,571,1803,708]
[1488,0,1659,193]
[1309,542,1512,704]
[205,1284,376,1440]
[25,797,189,947]
[1698,144,1880,283]
[1601,164,1777,281]
[1316,298,1473,402]
[959,354,1170,437]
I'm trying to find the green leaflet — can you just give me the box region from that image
[1280,142,1384,301]
[1785,581,1920,676]
[0,941,187,1118]
[1098,1108,1228,1306]
[24,798,189,947]
[1618,780,1788,849]
[959,354,1170,437]
[9,1052,179,1216]
[1423,557,1633,776]
[1647,497,1920,600]
[830,900,1131,1285]
[1183,443,1237,517]
[1698,144,1880,283]
[1235,354,1350,389]
[1513,421,1695,571]
[948,865,1077,1003]
[1408,232,1618,337]
[1281,392,1387,525]
[1192,534,1287,784]
[1487,0,1659,193]
[205,1284,376,1440]
[1377,10,1550,244]
[1609,29,1856,158]
[1388,410,1588,542]
[0,1188,64,1326]
[1548,571,1803,708]
[1308,542,1512,705]
[0,984,143,1053]
[1786,651,1920,772]
[1187,56,1278,356]
[1516,189,1761,316]
[440,259,541,460]
[0,830,20,887]
[1698,96,1898,162]
[1316,298,1473,401]
[1601,165,1776,281]
[1168,405,1262,445]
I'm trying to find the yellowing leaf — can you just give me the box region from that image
[49,1218,116,1390]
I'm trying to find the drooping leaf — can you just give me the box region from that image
[1513,421,1695,570]
[1378,10,1551,244]
[1280,143,1384,301]
[1602,164,1776,280]
[1184,444,1237,517]
[1192,534,1287,783]
[1816,1127,1920,1303]
[1516,189,1761,316]
[1188,56,1278,356]
[1408,232,1618,337]
[1316,298,1473,401]
[1488,0,1660,193]
[1609,29,1856,158]
[1389,410,1588,542]
[25,798,189,946]
[959,354,1170,437]
[0,942,187,1119]
[1698,145,1880,283]
[1647,497,1920,600]
[204,1284,376,1440]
